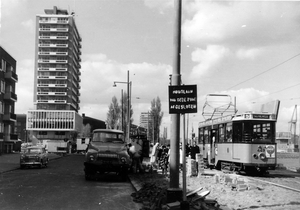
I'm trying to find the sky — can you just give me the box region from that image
[1,0,300,139]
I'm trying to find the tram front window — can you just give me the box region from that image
[233,121,275,143]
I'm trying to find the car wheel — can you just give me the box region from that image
[84,166,94,181]
[119,168,128,181]
[44,158,49,168]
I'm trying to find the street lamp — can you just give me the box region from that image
[113,70,132,143]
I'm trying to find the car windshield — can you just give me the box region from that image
[24,148,43,154]
[92,132,124,143]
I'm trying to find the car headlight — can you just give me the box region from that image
[120,157,127,164]
[88,154,96,161]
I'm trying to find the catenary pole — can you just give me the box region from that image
[169,0,182,192]
[127,70,130,143]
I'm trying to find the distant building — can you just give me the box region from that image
[27,6,82,142]
[139,112,153,142]
[82,114,106,135]
[0,46,18,154]
[276,131,299,152]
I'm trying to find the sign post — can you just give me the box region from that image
[169,84,197,204]
[169,85,197,114]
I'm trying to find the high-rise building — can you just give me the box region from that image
[27,6,82,143]
[0,46,18,154]
[139,112,153,142]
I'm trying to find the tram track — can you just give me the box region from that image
[233,169,300,193]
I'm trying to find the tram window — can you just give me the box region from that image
[252,122,273,142]
[233,123,242,142]
[199,128,204,144]
[225,123,232,142]
[204,128,209,144]
[219,124,225,142]
[243,122,252,142]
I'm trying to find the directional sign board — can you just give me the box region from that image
[169,85,197,114]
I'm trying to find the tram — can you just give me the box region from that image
[198,111,278,173]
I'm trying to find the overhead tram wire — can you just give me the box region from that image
[226,52,300,90]
[238,82,300,105]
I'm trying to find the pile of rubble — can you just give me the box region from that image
[130,172,230,210]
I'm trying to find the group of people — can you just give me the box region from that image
[150,140,201,175]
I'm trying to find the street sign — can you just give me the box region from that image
[169,85,197,114]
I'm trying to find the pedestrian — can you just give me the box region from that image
[186,143,191,157]
[129,138,144,173]
[158,145,169,175]
[190,141,200,160]
[150,142,159,165]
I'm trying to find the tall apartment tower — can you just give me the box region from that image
[139,112,154,142]
[27,6,82,143]
[0,46,18,154]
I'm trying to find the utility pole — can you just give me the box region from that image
[168,0,183,204]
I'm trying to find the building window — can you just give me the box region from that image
[0,80,5,93]
[0,101,3,114]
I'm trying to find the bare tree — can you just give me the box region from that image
[81,123,91,138]
[150,96,164,143]
[106,96,121,129]
[120,92,133,136]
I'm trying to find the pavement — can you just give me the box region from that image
[0,152,145,192]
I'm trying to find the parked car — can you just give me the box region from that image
[20,146,49,169]
[84,129,132,181]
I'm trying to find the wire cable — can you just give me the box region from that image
[239,82,300,105]
[227,52,300,90]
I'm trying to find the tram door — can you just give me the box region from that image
[208,129,217,165]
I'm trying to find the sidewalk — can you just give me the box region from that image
[0,152,62,174]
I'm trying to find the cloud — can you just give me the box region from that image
[189,45,229,78]
[143,0,173,14]
[183,1,300,47]
[79,53,172,122]
[236,48,264,60]
[199,88,272,116]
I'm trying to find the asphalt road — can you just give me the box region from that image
[0,154,141,210]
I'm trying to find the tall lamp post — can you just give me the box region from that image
[113,70,132,143]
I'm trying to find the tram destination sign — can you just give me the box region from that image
[169,85,197,114]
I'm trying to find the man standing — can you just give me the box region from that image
[190,141,200,160]
[129,139,144,173]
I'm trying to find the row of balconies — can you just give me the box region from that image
[37,89,80,97]
[38,43,68,48]
[38,59,68,64]
[39,19,68,24]
[37,100,67,104]
[38,58,81,67]
[38,67,68,71]
[3,92,17,102]
[2,113,17,122]
[39,35,68,40]
[38,52,68,56]
[37,92,67,96]
[37,84,67,88]
[0,133,18,141]
[37,76,68,80]
[4,71,18,83]
[39,28,68,32]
